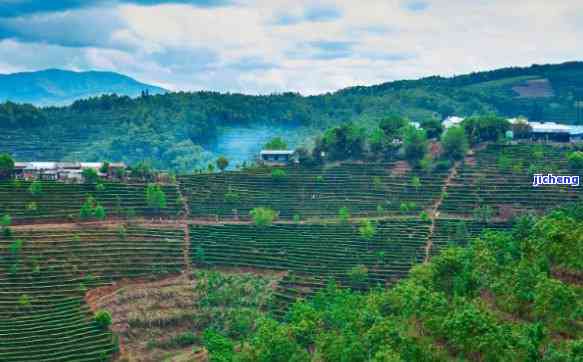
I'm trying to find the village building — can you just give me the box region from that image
[12,161,127,181]
[258,150,297,166]
[529,122,574,142]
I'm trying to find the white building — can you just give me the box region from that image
[259,150,297,166]
[442,116,465,129]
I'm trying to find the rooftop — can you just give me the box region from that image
[260,150,295,155]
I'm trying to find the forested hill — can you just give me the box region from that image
[2,61,583,171]
[0,69,166,106]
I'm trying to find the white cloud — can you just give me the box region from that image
[2,0,583,94]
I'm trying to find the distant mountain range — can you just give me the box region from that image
[0,69,167,106]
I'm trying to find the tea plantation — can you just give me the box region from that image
[0,143,580,361]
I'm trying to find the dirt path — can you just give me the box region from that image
[175,183,192,275]
[424,160,461,262]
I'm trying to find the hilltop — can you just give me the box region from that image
[0,69,166,106]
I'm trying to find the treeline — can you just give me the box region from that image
[293,114,511,171]
[2,61,583,171]
[203,204,583,361]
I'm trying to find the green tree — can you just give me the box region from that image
[146,184,167,213]
[94,204,106,220]
[319,123,367,161]
[462,115,510,145]
[0,153,15,179]
[264,137,288,150]
[249,207,278,227]
[216,156,229,172]
[99,161,110,175]
[403,126,428,167]
[80,196,96,220]
[420,118,443,139]
[441,126,468,160]
[82,168,99,184]
[94,309,112,330]
[379,114,408,139]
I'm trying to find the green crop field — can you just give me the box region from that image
[0,181,182,222]
[179,163,448,220]
[0,226,183,361]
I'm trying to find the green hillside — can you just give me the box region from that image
[2,61,583,171]
[223,205,583,362]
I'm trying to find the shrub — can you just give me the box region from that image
[80,196,96,220]
[94,204,106,220]
[9,239,23,254]
[96,183,106,192]
[567,151,583,170]
[376,204,385,214]
[94,309,112,330]
[338,207,350,223]
[26,201,38,214]
[474,205,494,223]
[348,264,368,286]
[194,247,206,265]
[117,225,126,240]
[0,153,14,179]
[433,159,452,172]
[358,219,377,240]
[203,330,234,362]
[411,176,421,192]
[315,175,324,183]
[146,184,167,212]
[1,214,11,227]
[403,126,428,167]
[293,214,301,223]
[18,294,30,307]
[224,188,240,203]
[420,211,430,222]
[2,214,12,239]
[271,168,287,181]
[250,207,278,227]
[497,155,512,172]
[28,180,42,196]
[372,176,383,190]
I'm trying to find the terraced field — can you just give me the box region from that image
[0,181,182,222]
[190,220,434,314]
[0,226,184,362]
[441,144,583,217]
[179,163,449,220]
[430,219,513,255]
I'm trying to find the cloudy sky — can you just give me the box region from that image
[0,0,581,94]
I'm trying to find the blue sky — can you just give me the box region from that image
[0,0,581,94]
